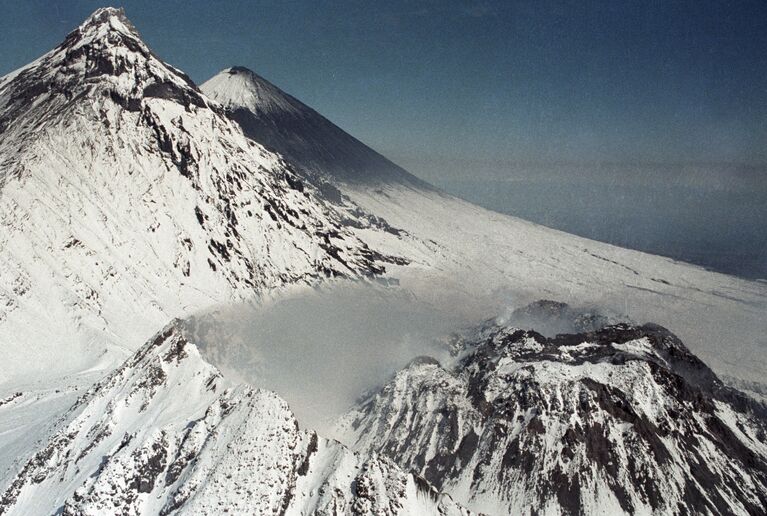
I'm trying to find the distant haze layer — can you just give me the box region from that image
[402,160,767,280]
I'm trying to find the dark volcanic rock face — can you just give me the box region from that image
[335,319,767,515]
[506,299,620,335]
[0,8,203,129]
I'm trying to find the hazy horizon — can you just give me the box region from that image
[402,159,767,280]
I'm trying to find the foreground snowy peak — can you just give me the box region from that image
[0,322,469,515]
[202,66,424,185]
[0,8,404,383]
[335,316,767,515]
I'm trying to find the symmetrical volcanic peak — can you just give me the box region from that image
[202,66,425,185]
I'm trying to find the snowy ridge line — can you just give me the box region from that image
[0,6,409,384]
[0,319,471,515]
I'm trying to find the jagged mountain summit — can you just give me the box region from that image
[0,322,470,515]
[201,66,422,186]
[0,7,404,383]
[334,317,767,515]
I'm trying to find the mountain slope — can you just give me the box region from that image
[0,9,765,515]
[200,67,424,186]
[0,8,403,385]
[200,68,767,390]
[342,177,767,391]
[0,321,470,515]
[333,315,767,515]
[2,6,765,395]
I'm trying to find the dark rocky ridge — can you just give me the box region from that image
[337,307,767,514]
[0,8,206,129]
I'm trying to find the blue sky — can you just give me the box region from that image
[1,0,766,168]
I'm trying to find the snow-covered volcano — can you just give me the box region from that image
[201,67,423,186]
[1,5,764,394]
[0,8,405,385]
[201,65,767,391]
[1,7,767,515]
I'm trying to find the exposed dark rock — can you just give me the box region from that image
[339,318,767,514]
